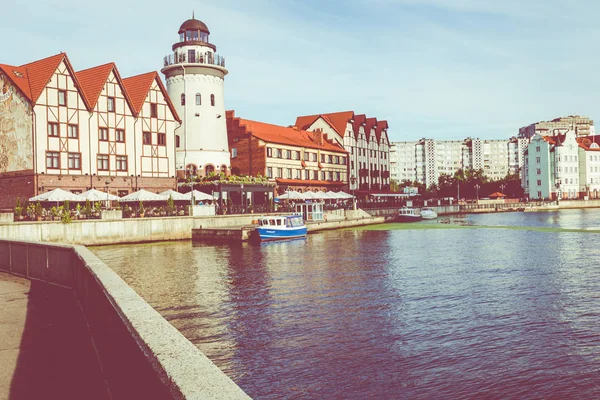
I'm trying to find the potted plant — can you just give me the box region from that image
[138,201,145,218]
[26,203,35,220]
[50,206,59,221]
[35,202,43,221]
[14,198,23,221]
[84,200,93,219]
[166,195,175,216]
[75,203,82,219]
[93,202,102,218]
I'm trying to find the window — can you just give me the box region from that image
[231,148,238,158]
[116,129,125,142]
[58,90,67,106]
[99,127,108,141]
[312,153,317,162]
[286,150,292,159]
[277,149,282,158]
[336,172,341,181]
[158,133,166,146]
[313,170,319,180]
[195,93,201,105]
[68,153,81,170]
[341,156,346,165]
[321,154,325,163]
[107,97,115,112]
[305,170,310,180]
[304,152,310,161]
[176,135,180,148]
[97,154,109,171]
[67,124,78,138]
[116,155,127,171]
[537,180,542,186]
[277,168,283,178]
[322,171,326,180]
[48,122,59,137]
[536,157,540,163]
[267,167,273,178]
[536,146,541,152]
[181,94,185,106]
[267,147,273,157]
[287,168,292,178]
[210,94,215,106]
[296,169,301,179]
[327,155,332,163]
[143,132,151,144]
[536,168,541,175]
[327,171,333,180]
[46,152,60,169]
[150,103,158,118]
[295,151,301,160]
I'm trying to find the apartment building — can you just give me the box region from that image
[0,53,180,209]
[519,115,594,139]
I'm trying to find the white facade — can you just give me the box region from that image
[161,17,230,177]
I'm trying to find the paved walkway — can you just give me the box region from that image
[0,272,109,400]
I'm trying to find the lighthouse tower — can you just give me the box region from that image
[161,15,230,177]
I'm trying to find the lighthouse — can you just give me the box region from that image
[161,14,230,177]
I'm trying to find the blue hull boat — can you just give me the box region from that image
[255,215,308,241]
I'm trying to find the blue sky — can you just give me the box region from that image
[3,0,600,141]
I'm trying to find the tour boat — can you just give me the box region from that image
[393,207,423,222]
[255,215,308,241]
[420,207,438,220]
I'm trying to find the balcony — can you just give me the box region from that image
[370,169,379,178]
[382,171,390,179]
[163,52,226,69]
[359,168,369,178]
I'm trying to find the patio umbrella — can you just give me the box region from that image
[80,188,120,201]
[276,191,302,200]
[300,191,318,200]
[118,189,168,202]
[29,188,86,203]
[182,190,214,201]
[313,191,329,199]
[336,191,355,199]
[488,192,506,199]
[159,189,188,201]
[325,191,341,199]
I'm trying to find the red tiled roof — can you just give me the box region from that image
[376,120,389,142]
[0,64,32,100]
[576,135,600,151]
[238,118,347,153]
[20,53,65,103]
[76,63,115,109]
[295,111,355,137]
[365,117,378,142]
[275,178,345,186]
[122,72,181,122]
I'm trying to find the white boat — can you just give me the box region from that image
[392,207,423,222]
[420,207,438,220]
[255,215,307,241]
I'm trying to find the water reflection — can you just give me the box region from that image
[92,209,600,399]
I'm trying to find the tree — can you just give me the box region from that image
[390,179,400,193]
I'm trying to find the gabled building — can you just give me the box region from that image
[227,111,349,193]
[295,111,391,193]
[0,53,180,209]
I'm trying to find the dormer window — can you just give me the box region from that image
[107,97,115,112]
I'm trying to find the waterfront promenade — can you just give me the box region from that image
[0,272,108,399]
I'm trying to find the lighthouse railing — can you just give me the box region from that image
[163,52,226,68]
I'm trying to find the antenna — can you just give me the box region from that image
[192,10,195,19]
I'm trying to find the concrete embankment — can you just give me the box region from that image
[0,239,251,400]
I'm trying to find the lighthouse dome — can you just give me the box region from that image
[178,18,210,34]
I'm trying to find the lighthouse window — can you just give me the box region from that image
[195,93,201,105]
[181,93,185,106]
[210,94,215,106]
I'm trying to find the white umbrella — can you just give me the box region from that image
[81,188,120,201]
[325,191,342,199]
[337,191,355,199]
[313,191,329,199]
[29,188,86,202]
[118,189,168,202]
[159,189,188,201]
[276,190,302,200]
[182,190,214,201]
[300,191,318,200]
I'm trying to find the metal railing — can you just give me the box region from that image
[164,52,226,68]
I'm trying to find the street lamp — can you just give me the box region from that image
[500,183,506,196]
[350,175,357,210]
[474,183,480,202]
[555,179,561,204]
[105,180,110,210]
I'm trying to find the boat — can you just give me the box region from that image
[392,207,423,222]
[420,207,438,220]
[255,214,307,241]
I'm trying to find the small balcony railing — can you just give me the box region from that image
[164,52,226,68]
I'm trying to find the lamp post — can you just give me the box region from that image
[105,180,110,210]
[350,175,357,210]
[474,183,480,202]
[555,179,561,204]
[500,183,506,196]
[241,183,244,213]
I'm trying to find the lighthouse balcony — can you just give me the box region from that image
[163,52,226,68]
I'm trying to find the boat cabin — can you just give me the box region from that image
[257,215,305,228]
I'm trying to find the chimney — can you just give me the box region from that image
[313,129,324,146]
[225,110,235,119]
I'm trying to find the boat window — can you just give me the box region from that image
[277,219,282,226]
[286,220,291,227]
[269,219,275,225]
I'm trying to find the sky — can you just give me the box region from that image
[3,0,600,142]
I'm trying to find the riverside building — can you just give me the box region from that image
[226,111,349,193]
[161,15,230,179]
[0,53,180,209]
[519,115,595,139]
[523,131,600,200]
[294,112,391,194]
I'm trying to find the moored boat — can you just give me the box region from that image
[255,215,307,241]
[420,207,438,220]
[393,207,423,222]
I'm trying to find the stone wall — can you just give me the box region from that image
[0,239,250,399]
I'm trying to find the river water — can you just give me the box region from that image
[92,209,600,399]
